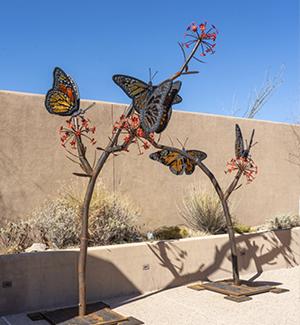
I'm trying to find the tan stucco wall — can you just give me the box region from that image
[0,228,299,315]
[0,90,300,229]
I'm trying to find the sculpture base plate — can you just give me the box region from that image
[27,301,143,324]
[188,279,289,302]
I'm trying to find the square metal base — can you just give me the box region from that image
[188,279,289,302]
[27,301,143,324]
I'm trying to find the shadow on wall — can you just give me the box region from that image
[1,229,299,316]
[147,229,298,290]
[108,229,298,309]
[0,251,141,316]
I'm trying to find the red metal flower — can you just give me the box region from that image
[112,113,155,154]
[183,21,218,59]
[225,157,258,183]
[59,116,97,150]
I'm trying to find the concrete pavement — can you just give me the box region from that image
[1,266,299,325]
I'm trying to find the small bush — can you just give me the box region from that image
[0,181,142,254]
[233,223,253,234]
[88,190,143,245]
[180,188,227,234]
[32,199,80,248]
[266,214,300,230]
[0,220,34,254]
[153,225,189,240]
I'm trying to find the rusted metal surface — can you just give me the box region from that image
[29,301,143,325]
[188,279,289,302]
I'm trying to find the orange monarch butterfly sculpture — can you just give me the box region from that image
[45,67,81,116]
[113,74,182,134]
[149,148,207,175]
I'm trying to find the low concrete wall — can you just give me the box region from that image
[0,227,299,315]
[1,90,300,230]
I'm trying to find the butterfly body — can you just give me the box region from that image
[113,74,182,133]
[140,80,173,133]
[45,67,80,116]
[149,148,207,175]
[112,74,182,112]
[235,124,250,158]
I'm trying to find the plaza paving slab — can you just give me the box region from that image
[1,266,299,325]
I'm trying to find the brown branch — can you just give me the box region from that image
[78,104,134,316]
[170,38,203,81]
[73,172,92,178]
[148,138,240,284]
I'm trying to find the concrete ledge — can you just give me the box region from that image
[0,227,299,315]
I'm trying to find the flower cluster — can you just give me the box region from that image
[113,114,154,154]
[183,21,218,57]
[59,117,96,150]
[225,157,258,183]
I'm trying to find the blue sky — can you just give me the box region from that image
[0,0,299,123]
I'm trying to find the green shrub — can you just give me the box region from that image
[266,214,300,230]
[233,223,253,234]
[153,225,189,240]
[180,188,227,234]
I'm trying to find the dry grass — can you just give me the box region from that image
[0,181,143,254]
[266,214,300,230]
[179,187,227,234]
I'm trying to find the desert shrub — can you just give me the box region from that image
[266,214,300,230]
[180,188,227,234]
[88,190,143,245]
[233,223,253,234]
[32,199,80,248]
[152,225,189,240]
[0,220,35,254]
[0,181,142,254]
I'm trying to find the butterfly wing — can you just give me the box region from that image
[149,149,185,175]
[149,149,178,165]
[112,74,151,112]
[169,155,185,175]
[155,81,182,133]
[45,67,80,116]
[169,81,182,105]
[140,80,172,133]
[184,150,208,175]
[45,90,75,115]
[235,124,244,158]
[172,94,183,105]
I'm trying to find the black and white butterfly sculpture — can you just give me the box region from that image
[113,74,182,133]
[235,124,255,159]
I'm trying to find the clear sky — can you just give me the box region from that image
[0,0,299,123]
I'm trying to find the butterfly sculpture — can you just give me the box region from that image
[113,74,182,133]
[45,67,81,116]
[112,74,182,112]
[235,124,255,159]
[149,148,207,175]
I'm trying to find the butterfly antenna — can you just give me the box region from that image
[167,135,174,146]
[82,102,96,114]
[149,68,152,83]
[152,71,158,81]
[183,137,189,148]
[176,137,184,148]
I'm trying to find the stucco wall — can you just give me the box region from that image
[0,90,300,230]
[0,228,299,315]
